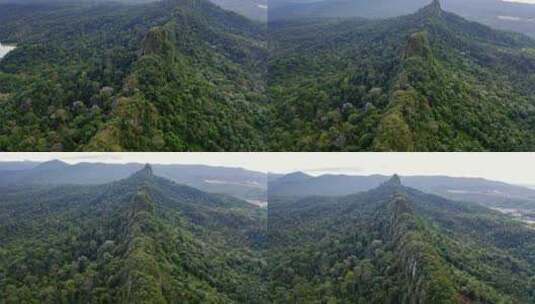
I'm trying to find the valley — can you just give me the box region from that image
[210,0,267,21]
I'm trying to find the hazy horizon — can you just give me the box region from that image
[1,153,535,186]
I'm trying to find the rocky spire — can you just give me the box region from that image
[388,174,402,186]
[419,0,443,18]
[380,174,403,189]
[130,163,154,180]
[141,164,153,176]
[429,0,442,16]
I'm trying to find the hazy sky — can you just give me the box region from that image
[1,153,534,185]
[503,0,535,4]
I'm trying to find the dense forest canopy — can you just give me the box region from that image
[0,0,269,151]
[1,162,534,302]
[268,176,535,303]
[0,160,268,203]
[1,0,535,151]
[268,0,535,151]
[0,165,268,303]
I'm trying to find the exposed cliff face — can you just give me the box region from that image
[0,165,268,302]
[419,0,443,18]
[384,193,457,304]
[373,28,439,152]
[405,31,432,59]
[141,26,176,59]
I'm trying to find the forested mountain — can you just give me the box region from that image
[269,0,535,151]
[0,0,268,151]
[269,172,535,203]
[268,175,535,303]
[269,172,535,221]
[0,165,268,303]
[0,160,267,203]
[270,0,535,38]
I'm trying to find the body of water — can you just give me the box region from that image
[0,43,16,59]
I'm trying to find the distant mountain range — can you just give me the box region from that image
[269,171,535,222]
[0,160,268,204]
[4,159,535,214]
[271,0,535,38]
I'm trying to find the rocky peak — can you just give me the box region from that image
[380,174,403,190]
[388,174,402,186]
[129,164,154,181]
[418,0,443,18]
[141,164,153,176]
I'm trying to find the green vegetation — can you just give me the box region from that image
[1,164,534,303]
[0,165,268,303]
[1,1,535,151]
[268,1,535,151]
[268,176,535,303]
[0,0,268,151]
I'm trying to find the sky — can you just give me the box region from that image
[1,152,535,185]
[503,0,535,4]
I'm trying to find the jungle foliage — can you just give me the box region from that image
[0,165,268,303]
[268,1,535,151]
[268,175,535,303]
[0,0,268,151]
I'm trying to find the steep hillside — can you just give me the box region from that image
[0,165,268,303]
[0,0,268,151]
[268,176,535,303]
[269,0,535,151]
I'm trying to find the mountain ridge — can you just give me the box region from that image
[270,0,535,38]
[269,1,535,151]
[268,175,535,303]
[0,0,269,151]
[0,165,268,302]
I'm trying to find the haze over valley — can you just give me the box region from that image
[0,42,15,59]
[271,0,535,37]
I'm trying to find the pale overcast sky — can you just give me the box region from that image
[0,153,534,185]
[503,0,535,3]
